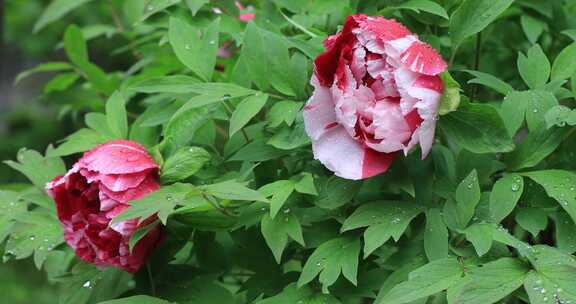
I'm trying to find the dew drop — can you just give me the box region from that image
[146,5,154,11]
[209,40,216,45]
[29,236,35,241]
[283,208,291,214]
[185,44,191,50]
[533,108,539,113]
[83,281,92,288]
[511,184,520,192]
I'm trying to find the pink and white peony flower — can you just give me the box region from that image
[46,140,163,273]
[304,14,447,180]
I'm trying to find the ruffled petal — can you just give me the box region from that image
[353,14,412,42]
[78,140,158,175]
[99,174,160,204]
[99,172,149,192]
[303,78,338,141]
[400,41,447,76]
[311,126,365,180]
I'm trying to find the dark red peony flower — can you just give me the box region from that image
[304,14,447,180]
[46,140,162,273]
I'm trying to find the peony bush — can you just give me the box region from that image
[2,0,576,303]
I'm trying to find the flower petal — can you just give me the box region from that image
[361,148,396,179]
[400,41,447,76]
[303,79,338,141]
[78,140,158,175]
[311,126,364,180]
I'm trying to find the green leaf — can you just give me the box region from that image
[424,208,448,261]
[439,102,514,154]
[229,93,268,137]
[392,0,449,19]
[85,113,116,139]
[59,264,133,304]
[185,0,209,16]
[294,173,318,196]
[129,76,201,93]
[201,181,268,202]
[449,0,514,46]
[0,190,28,244]
[98,295,173,304]
[297,236,360,293]
[259,180,295,218]
[64,24,89,66]
[4,149,65,188]
[465,223,494,256]
[517,44,550,89]
[450,258,528,304]
[112,183,193,224]
[228,140,288,162]
[14,62,73,84]
[44,72,80,94]
[161,147,211,183]
[341,201,424,257]
[48,128,107,157]
[267,122,310,150]
[438,71,461,115]
[554,212,576,254]
[545,105,576,128]
[521,15,545,44]
[34,0,93,33]
[489,174,524,222]
[523,246,576,304]
[140,0,181,21]
[551,43,576,81]
[463,70,514,95]
[377,258,463,304]
[453,170,481,227]
[261,212,304,263]
[515,208,548,237]
[503,128,565,170]
[5,211,64,268]
[105,91,128,139]
[524,271,576,304]
[256,284,341,304]
[63,24,116,94]
[500,90,558,136]
[522,170,576,224]
[238,23,301,95]
[267,100,303,127]
[164,106,215,151]
[315,176,362,209]
[169,17,219,81]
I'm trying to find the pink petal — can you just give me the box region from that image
[353,15,412,42]
[303,78,338,141]
[99,175,160,204]
[78,140,158,175]
[400,41,447,76]
[99,172,149,192]
[311,126,365,180]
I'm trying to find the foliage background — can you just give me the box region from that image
[2,0,576,303]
